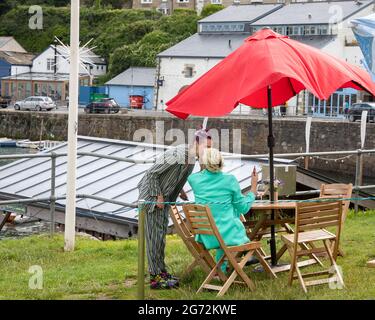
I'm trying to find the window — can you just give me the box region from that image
[56,83,63,100]
[319,25,328,35]
[287,26,303,36]
[176,0,189,3]
[4,82,9,97]
[201,23,245,33]
[233,0,240,3]
[183,65,194,78]
[34,83,40,96]
[25,82,31,98]
[272,26,286,35]
[47,58,54,71]
[141,0,152,3]
[211,0,222,4]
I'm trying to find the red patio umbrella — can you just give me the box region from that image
[166,28,375,266]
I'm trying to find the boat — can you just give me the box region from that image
[0,138,16,147]
[16,140,62,150]
[16,140,42,149]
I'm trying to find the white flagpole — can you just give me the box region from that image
[64,0,80,252]
[360,110,368,149]
[305,116,312,169]
[202,117,208,129]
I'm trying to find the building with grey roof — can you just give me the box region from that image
[105,67,156,109]
[155,1,374,118]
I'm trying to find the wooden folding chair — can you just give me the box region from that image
[169,205,226,281]
[319,183,352,256]
[183,204,276,297]
[281,201,344,293]
[320,183,352,224]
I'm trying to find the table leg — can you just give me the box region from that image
[248,212,268,241]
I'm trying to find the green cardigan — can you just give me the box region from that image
[188,169,255,250]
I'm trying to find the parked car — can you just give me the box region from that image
[84,98,120,114]
[348,102,375,122]
[0,96,11,108]
[14,96,56,111]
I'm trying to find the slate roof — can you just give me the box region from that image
[158,33,335,58]
[252,0,374,26]
[158,33,248,58]
[0,51,35,66]
[106,67,156,87]
[199,3,283,23]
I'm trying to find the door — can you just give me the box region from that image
[34,98,43,110]
[21,97,32,110]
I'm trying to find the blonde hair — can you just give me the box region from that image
[201,148,224,173]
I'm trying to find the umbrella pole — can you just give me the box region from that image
[267,85,277,266]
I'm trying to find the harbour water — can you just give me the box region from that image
[0,146,38,166]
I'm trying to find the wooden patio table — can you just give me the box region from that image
[244,201,318,273]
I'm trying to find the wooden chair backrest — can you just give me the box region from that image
[295,200,343,235]
[183,204,227,249]
[169,205,192,239]
[319,183,353,222]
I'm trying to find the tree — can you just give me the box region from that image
[109,30,173,76]
[200,4,224,18]
[0,6,198,81]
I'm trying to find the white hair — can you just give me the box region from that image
[201,148,224,173]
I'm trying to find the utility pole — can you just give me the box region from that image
[64,0,80,252]
[54,38,57,75]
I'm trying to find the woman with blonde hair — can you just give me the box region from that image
[187,148,258,272]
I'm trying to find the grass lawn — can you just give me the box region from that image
[0,210,375,300]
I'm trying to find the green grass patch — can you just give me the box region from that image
[1,210,375,300]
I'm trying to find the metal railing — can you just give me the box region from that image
[1,147,374,231]
[1,148,375,299]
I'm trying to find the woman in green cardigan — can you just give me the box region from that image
[187,148,258,272]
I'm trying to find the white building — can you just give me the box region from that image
[0,43,107,101]
[156,1,375,117]
[32,45,107,78]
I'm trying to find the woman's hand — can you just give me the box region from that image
[250,170,258,194]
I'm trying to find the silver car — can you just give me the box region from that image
[14,96,56,111]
